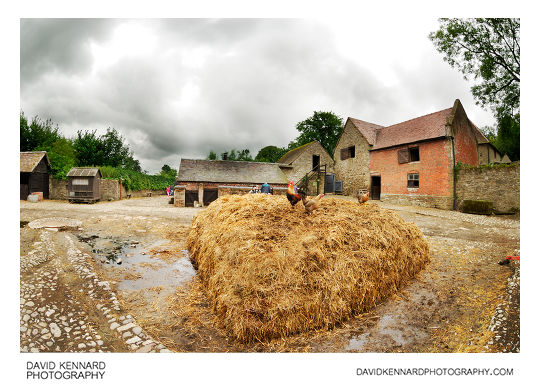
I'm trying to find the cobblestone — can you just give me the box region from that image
[20,229,171,353]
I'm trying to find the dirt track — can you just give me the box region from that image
[20,196,520,352]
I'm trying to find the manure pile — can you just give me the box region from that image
[186,194,430,342]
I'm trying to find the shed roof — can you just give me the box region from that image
[177,159,288,184]
[277,141,316,165]
[67,167,101,177]
[20,151,50,173]
[371,107,453,150]
[347,118,383,146]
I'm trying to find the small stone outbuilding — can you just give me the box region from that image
[277,141,335,195]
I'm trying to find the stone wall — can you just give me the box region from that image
[50,178,68,200]
[455,162,520,214]
[381,193,454,210]
[50,178,164,201]
[333,120,371,196]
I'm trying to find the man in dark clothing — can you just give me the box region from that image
[260,182,272,194]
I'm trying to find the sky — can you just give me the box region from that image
[20,17,497,174]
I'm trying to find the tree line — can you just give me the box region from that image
[207,111,344,163]
[20,112,176,181]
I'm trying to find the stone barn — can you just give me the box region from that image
[20,151,51,200]
[277,141,335,195]
[175,159,289,207]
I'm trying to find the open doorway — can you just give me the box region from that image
[312,154,320,171]
[370,176,381,200]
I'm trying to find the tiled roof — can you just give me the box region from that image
[348,118,383,146]
[67,167,101,177]
[20,151,50,173]
[371,107,453,150]
[277,141,316,165]
[177,159,289,184]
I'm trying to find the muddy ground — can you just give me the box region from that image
[19,195,520,353]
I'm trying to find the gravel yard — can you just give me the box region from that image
[19,195,519,352]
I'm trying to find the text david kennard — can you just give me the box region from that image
[27,361,106,380]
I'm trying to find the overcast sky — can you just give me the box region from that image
[20,17,497,174]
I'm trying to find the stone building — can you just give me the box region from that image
[333,118,382,196]
[175,159,289,207]
[336,99,505,209]
[277,141,334,195]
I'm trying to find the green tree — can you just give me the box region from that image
[255,145,288,163]
[291,111,344,156]
[429,18,520,159]
[207,150,217,160]
[37,138,77,179]
[159,164,177,178]
[73,130,103,166]
[20,112,62,152]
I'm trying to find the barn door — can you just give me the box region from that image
[185,190,198,207]
[203,189,218,206]
[20,173,29,200]
[371,176,381,200]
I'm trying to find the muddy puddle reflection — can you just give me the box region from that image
[78,234,196,296]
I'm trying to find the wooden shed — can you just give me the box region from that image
[66,167,101,203]
[20,151,51,200]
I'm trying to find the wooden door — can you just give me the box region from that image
[370,176,381,200]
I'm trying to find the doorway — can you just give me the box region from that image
[370,176,381,200]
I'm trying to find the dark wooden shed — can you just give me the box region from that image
[66,167,102,203]
[20,151,51,200]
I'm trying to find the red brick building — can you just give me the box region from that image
[335,99,503,209]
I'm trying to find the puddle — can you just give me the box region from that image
[77,233,196,294]
[117,249,196,293]
[378,314,407,346]
[346,332,370,351]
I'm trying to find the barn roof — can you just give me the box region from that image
[20,151,50,173]
[371,107,453,150]
[347,118,383,146]
[277,141,316,165]
[177,159,288,184]
[67,167,101,177]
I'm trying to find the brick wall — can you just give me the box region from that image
[455,162,520,214]
[370,139,454,209]
[451,103,479,166]
[333,120,371,196]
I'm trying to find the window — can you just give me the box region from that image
[397,147,420,163]
[340,146,355,160]
[72,178,89,185]
[407,173,419,188]
[409,147,420,162]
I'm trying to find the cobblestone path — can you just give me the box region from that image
[20,230,172,353]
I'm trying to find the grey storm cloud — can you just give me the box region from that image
[20,18,494,173]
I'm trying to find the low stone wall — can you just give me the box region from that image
[50,178,68,200]
[380,193,453,210]
[455,162,520,214]
[51,178,164,201]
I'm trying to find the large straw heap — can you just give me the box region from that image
[186,194,430,342]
